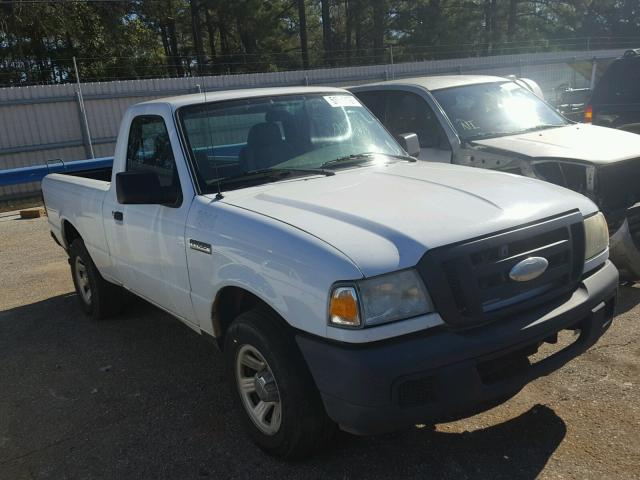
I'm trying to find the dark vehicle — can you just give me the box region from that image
[557,87,591,122]
[586,49,640,134]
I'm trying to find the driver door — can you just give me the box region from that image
[104,113,196,325]
[383,91,452,163]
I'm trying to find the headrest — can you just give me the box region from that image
[247,122,282,146]
[265,109,293,123]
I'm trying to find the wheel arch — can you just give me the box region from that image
[211,285,290,346]
[61,218,82,249]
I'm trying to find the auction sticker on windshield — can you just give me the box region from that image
[324,95,361,107]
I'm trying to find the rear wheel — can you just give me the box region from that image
[224,309,335,459]
[69,238,125,320]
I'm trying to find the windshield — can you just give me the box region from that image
[179,93,404,193]
[432,81,568,141]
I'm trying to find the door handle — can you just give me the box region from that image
[112,211,124,222]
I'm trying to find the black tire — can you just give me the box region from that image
[224,308,336,459]
[69,238,125,320]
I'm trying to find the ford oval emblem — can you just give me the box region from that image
[509,256,549,282]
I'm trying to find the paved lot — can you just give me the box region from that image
[1,215,639,479]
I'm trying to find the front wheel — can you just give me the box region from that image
[224,309,335,459]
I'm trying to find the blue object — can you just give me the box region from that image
[0,157,114,187]
[0,143,244,188]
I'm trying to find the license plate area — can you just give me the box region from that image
[477,326,582,385]
[528,329,581,364]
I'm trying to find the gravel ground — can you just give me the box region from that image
[1,215,639,480]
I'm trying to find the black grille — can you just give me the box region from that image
[597,159,640,213]
[417,211,585,328]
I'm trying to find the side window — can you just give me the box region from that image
[126,116,179,189]
[534,162,564,186]
[384,92,449,149]
[355,91,386,120]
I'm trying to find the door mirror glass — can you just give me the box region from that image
[396,133,421,157]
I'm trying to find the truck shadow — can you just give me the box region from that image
[1,293,565,479]
[311,404,565,479]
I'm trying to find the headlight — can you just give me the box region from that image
[329,269,433,328]
[584,212,609,260]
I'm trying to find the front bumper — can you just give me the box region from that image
[609,214,640,280]
[296,260,618,435]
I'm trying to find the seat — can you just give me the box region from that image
[239,122,294,171]
[266,109,308,155]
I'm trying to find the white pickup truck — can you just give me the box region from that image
[351,76,640,280]
[42,86,618,459]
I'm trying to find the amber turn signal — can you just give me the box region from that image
[329,287,360,327]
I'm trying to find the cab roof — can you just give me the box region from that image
[136,86,349,110]
[353,75,507,92]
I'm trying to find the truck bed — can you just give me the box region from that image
[62,166,112,183]
[42,172,111,272]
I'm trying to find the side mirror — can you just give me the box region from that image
[396,133,421,157]
[116,171,165,204]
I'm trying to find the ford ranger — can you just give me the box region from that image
[42,86,618,458]
[351,76,640,280]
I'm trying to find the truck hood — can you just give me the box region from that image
[217,161,597,277]
[471,124,640,165]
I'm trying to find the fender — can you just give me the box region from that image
[185,196,363,338]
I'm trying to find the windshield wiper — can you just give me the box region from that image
[244,167,335,177]
[209,167,334,193]
[467,124,566,141]
[321,152,416,169]
[383,153,418,162]
[465,131,510,141]
[516,124,565,133]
